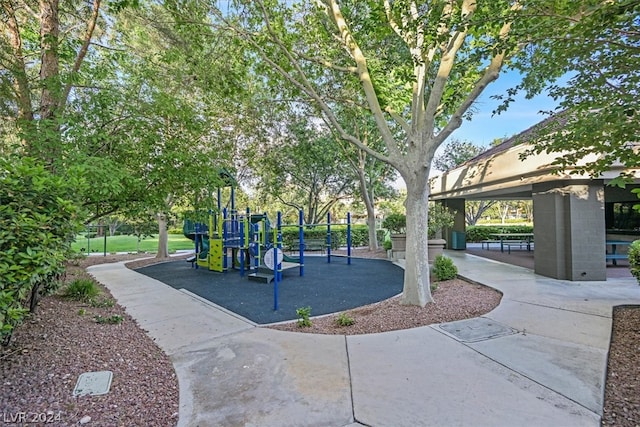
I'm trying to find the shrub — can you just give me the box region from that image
[64,279,99,301]
[335,312,355,327]
[465,225,534,242]
[94,314,124,324]
[279,224,380,250]
[628,240,640,284]
[382,240,392,251]
[0,157,82,345]
[428,204,455,239]
[296,306,312,327]
[90,298,115,308]
[382,213,406,234]
[432,255,458,281]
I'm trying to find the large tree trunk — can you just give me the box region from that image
[37,0,61,167]
[400,176,433,307]
[39,0,60,121]
[156,212,169,258]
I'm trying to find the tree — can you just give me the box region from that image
[433,139,485,172]
[76,2,261,257]
[505,0,640,178]
[433,138,495,226]
[326,107,398,250]
[250,113,358,224]
[207,0,536,306]
[0,0,115,165]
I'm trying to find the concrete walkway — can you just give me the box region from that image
[87,251,640,427]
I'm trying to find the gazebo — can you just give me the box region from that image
[430,117,640,281]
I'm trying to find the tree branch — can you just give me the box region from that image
[3,1,33,121]
[423,0,475,138]
[211,1,393,165]
[437,2,522,145]
[295,52,357,73]
[325,0,401,163]
[59,0,101,112]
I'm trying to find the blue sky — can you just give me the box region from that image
[448,72,559,148]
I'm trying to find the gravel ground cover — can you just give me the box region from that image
[267,277,502,334]
[602,306,640,426]
[0,254,179,427]
[1,250,637,426]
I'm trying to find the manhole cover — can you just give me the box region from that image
[437,317,516,342]
[73,371,113,397]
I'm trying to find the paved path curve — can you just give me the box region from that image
[88,251,640,427]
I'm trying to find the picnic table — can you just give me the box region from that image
[606,240,632,265]
[489,233,534,253]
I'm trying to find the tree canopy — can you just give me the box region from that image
[2,0,636,315]
[207,0,532,306]
[433,139,485,172]
[506,0,640,177]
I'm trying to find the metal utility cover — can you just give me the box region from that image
[437,317,516,343]
[73,371,113,397]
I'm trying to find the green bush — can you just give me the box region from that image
[428,204,455,239]
[90,298,115,308]
[628,240,640,284]
[432,255,458,281]
[94,314,124,324]
[465,225,534,242]
[296,306,312,327]
[382,213,406,234]
[63,279,99,301]
[279,224,378,249]
[335,312,355,327]
[0,157,82,345]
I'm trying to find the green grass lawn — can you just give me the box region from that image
[72,234,194,254]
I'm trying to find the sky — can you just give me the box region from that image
[448,72,559,148]
[392,72,561,188]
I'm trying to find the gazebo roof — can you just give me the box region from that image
[463,112,568,165]
[429,112,633,200]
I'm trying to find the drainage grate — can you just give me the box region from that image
[437,317,516,343]
[73,371,113,397]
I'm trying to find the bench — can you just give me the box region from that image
[481,239,501,250]
[606,253,628,265]
[288,239,325,254]
[504,241,533,254]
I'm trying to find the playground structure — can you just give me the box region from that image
[182,176,353,288]
[184,206,354,281]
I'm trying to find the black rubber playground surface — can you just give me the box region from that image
[135,256,404,324]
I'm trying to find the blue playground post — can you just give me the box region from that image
[347,212,352,265]
[273,212,283,311]
[327,212,332,263]
[239,219,245,276]
[298,209,304,277]
[222,207,228,271]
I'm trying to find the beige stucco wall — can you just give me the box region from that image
[429,143,637,200]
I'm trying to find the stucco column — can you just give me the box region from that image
[532,181,606,281]
[441,199,466,249]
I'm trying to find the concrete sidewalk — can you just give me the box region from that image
[88,251,640,427]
